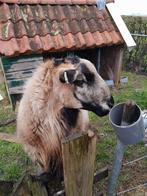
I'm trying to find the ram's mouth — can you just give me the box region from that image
[81,102,110,116]
[81,96,114,117]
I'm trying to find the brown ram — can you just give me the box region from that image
[17,56,114,180]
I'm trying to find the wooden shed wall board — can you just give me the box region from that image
[0,68,4,84]
[0,58,12,106]
[1,54,43,107]
[99,44,124,82]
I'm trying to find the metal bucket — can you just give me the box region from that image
[109,103,145,145]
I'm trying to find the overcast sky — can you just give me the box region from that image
[115,0,147,16]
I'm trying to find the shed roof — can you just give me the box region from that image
[0,0,123,57]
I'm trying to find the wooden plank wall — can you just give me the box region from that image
[1,55,43,107]
[0,68,4,84]
[99,44,124,84]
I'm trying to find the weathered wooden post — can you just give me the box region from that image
[12,174,48,196]
[113,46,124,88]
[62,131,97,196]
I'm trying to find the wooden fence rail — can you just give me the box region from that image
[0,132,20,143]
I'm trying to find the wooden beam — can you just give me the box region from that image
[0,117,16,127]
[62,131,97,196]
[0,58,13,107]
[0,132,20,144]
[0,69,4,84]
[93,167,109,184]
[113,46,124,88]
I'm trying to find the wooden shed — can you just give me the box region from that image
[0,0,135,108]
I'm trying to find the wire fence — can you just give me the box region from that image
[123,16,147,74]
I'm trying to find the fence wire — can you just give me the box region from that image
[123,16,147,73]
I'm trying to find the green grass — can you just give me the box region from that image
[0,84,34,181]
[0,72,147,192]
[113,72,147,109]
[0,142,31,181]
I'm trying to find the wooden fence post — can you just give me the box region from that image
[62,131,97,196]
[12,174,48,196]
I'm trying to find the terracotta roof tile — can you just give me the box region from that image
[0,38,19,56]
[76,5,86,19]
[0,3,11,23]
[0,2,123,56]
[69,20,80,34]
[17,36,31,54]
[14,20,27,38]
[56,5,66,21]
[29,35,43,52]
[88,18,101,33]
[93,31,105,46]
[24,5,34,22]
[79,19,90,33]
[0,21,15,40]
[75,32,86,48]
[64,33,76,49]
[53,33,66,50]
[86,0,95,5]
[11,4,23,23]
[62,20,71,34]
[40,34,55,51]
[83,32,96,47]
[94,8,105,20]
[71,0,87,4]
[87,5,98,19]
[65,5,77,20]
[56,0,72,4]
[104,18,115,31]
[109,31,123,44]
[47,5,57,21]
[102,31,113,45]
[101,9,110,19]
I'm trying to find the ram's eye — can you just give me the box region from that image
[80,63,95,84]
[84,72,95,84]
[74,80,84,87]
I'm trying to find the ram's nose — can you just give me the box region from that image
[107,95,114,109]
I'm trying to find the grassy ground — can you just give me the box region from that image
[0,84,34,181]
[0,71,147,193]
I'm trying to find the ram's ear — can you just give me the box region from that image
[59,69,77,84]
[65,55,80,64]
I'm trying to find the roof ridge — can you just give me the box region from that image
[0,0,114,5]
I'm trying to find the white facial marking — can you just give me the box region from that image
[101,102,110,111]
